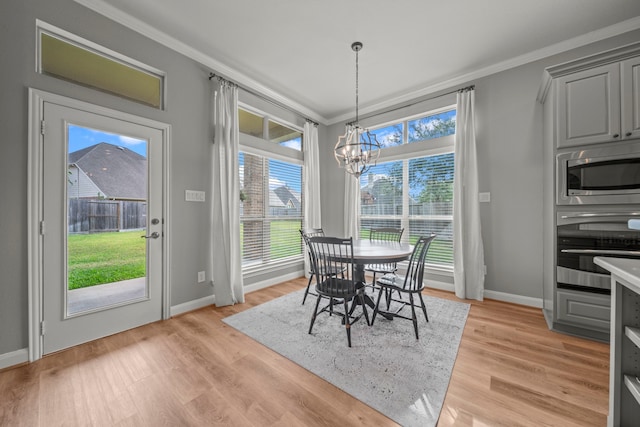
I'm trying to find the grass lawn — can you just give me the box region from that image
[67,230,146,290]
[240,220,303,261]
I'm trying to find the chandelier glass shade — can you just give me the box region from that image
[334,42,381,178]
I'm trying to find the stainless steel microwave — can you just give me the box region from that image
[557,141,640,205]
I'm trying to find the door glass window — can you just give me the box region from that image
[66,124,149,316]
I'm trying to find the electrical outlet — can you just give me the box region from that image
[197,271,205,283]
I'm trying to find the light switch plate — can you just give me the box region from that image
[185,190,205,202]
[479,192,491,203]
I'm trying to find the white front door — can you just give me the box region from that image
[41,101,164,354]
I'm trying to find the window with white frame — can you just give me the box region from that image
[238,107,304,270]
[360,109,456,269]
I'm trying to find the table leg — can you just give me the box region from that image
[352,263,393,320]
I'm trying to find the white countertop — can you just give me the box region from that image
[594,257,640,294]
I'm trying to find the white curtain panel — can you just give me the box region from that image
[211,79,244,306]
[303,121,321,276]
[344,172,361,239]
[342,126,361,239]
[453,88,485,300]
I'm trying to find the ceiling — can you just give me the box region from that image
[77,0,640,124]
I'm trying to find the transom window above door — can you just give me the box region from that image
[37,20,166,109]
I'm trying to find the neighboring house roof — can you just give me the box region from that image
[272,185,301,209]
[68,142,147,200]
[265,185,301,209]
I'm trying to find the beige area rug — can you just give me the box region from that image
[223,289,469,426]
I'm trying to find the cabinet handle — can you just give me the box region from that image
[627,132,633,137]
[613,133,620,138]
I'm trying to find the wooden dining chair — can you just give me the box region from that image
[306,236,370,347]
[300,228,343,305]
[371,234,436,339]
[365,227,404,300]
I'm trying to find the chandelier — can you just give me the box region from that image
[334,42,381,178]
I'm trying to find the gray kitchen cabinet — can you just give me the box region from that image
[622,56,640,142]
[538,42,640,342]
[556,55,640,148]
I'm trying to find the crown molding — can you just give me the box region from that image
[74,0,640,126]
[73,0,328,125]
[329,15,640,124]
[537,40,640,103]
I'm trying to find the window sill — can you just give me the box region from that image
[242,256,304,279]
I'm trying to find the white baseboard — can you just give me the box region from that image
[0,348,29,370]
[169,270,304,316]
[243,270,305,294]
[428,280,455,293]
[483,289,543,308]
[428,280,543,308]
[170,295,215,317]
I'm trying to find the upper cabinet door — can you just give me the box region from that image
[622,56,640,141]
[556,63,621,148]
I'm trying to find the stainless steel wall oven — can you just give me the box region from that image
[557,211,640,294]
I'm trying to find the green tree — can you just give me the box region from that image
[409,116,456,142]
[410,154,454,203]
[365,113,456,206]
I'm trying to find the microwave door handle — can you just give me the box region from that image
[561,249,640,257]
[560,212,640,219]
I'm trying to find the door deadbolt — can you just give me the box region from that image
[151,218,160,225]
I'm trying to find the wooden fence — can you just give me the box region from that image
[68,199,147,233]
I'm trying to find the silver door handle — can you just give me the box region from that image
[141,232,160,239]
[561,249,640,257]
[560,212,640,219]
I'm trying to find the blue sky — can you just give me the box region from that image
[68,124,147,157]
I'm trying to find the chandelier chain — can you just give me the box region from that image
[355,46,359,124]
[334,41,381,178]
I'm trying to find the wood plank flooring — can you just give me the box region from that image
[0,277,609,426]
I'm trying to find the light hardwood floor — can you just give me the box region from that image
[0,277,609,426]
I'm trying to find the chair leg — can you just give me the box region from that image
[343,299,352,347]
[308,295,322,335]
[359,293,371,326]
[371,288,384,325]
[409,293,419,339]
[302,273,314,305]
[418,293,429,323]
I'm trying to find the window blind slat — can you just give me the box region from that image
[240,152,303,267]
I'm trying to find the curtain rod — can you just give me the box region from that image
[209,70,473,127]
[209,72,318,127]
[353,84,475,125]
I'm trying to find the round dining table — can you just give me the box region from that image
[351,239,413,284]
[349,240,413,319]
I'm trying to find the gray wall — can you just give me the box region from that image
[2,0,640,358]
[0,0,302,356]
[320,29,640,300]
